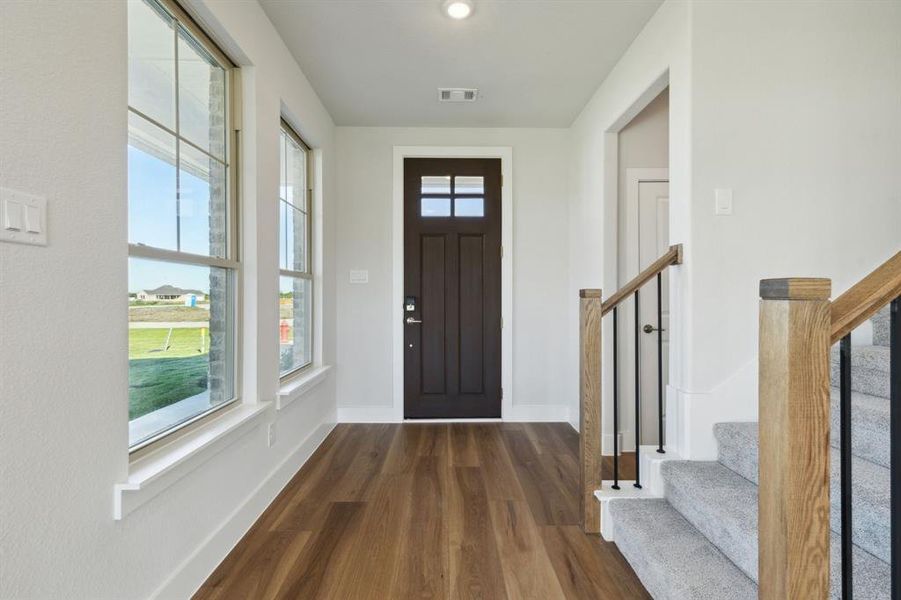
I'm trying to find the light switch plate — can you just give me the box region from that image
[1,187,47,246]
[715,188,733,216]
[349,270,369,284]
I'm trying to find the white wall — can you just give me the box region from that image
[684,0,901,426]
[0,1,338,598]
[334,127,571,421]
[567,0,901,458]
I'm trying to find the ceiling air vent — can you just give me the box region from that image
[438,88,478,102]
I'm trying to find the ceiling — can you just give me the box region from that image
[258,0,662,128]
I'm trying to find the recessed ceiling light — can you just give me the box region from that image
[443,0,473,20]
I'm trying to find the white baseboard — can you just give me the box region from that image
[150,418,336,599]
[337,404,570,423]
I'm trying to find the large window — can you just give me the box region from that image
[127,0,237,449]
[278,122,313,377]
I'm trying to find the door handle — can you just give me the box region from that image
[406,317,423,324]
[642,324,665,334]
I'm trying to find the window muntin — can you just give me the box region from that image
[279,122,313,377]
[127,0,237,450]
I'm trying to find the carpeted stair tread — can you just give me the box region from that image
[715,388,889,471]
[712,423,889,562]
[662,461,758,580]
[661,460,890,599]
[608,498,757,600]
[713,422,759,484]
[829,388,890,469]
[830,345,890,398]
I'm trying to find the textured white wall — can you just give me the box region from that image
[334,127,571,418]
[0,1,338,598]
[686,0,901,388]
[676,0,901,457]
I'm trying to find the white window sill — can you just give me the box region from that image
[113,402,270,520]
[277,365,331,410]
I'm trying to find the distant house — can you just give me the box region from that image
[135,285,205,303]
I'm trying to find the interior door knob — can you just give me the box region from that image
[643,324,664,334]
[406,317,423,324]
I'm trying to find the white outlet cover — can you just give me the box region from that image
[349,270,369,284]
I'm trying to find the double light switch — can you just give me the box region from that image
[1,187,46,246]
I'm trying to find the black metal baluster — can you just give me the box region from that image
[891,297,900,600]
[634,290,641,489]
[840,333,853,600]
[612,306,620,490]
[657,272,665,454]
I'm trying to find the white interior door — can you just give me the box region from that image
[637,181,669,445]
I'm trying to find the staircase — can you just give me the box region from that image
[606,306,893,600]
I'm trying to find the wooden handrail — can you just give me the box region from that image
[601,244,683,316]
[830,250,901,344]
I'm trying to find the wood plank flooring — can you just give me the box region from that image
[195,423,648,600]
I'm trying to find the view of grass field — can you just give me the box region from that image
[129,305,210,322]
[129,327,209,359]
[129,327,209,419]
[129,356,207,420]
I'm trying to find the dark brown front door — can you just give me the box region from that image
[404,158,502,418]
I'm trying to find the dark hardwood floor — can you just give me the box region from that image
[194,423,648,599]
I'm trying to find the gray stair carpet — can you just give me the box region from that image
[609,498,757,600]
[872,305,890,347]
[713,422,890,562]
[661,460,890,599]
[714,389,889,472]
[830,344,890,398]
[829,389,889,469]
[608,313,892,600]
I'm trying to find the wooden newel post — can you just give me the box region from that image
[579,289,602,534]
[758,278,832,599]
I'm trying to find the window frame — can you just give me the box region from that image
[127,0,241,454]
[278,119,314,380]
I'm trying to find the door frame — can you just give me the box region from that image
[392,146,513,422]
